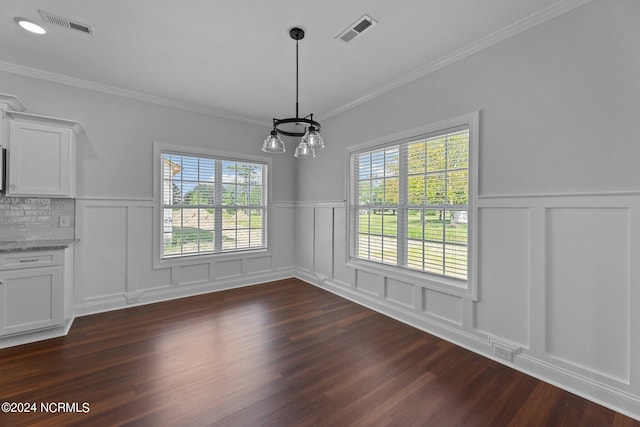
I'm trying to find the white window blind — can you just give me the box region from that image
[161,152,267,258]
[350,126,469,280]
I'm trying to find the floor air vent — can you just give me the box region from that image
[38,10,94,35]
[336,14,377,43]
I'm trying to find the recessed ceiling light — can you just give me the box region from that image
[15,17,47,35]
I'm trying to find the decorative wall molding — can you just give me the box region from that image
[517,353,640,420]
[479,190,640,200]
[74,268,295,317]
[295,268,488,351]
[294,194,640,420]
[272,201,298,208]
[479,191,640,208]
[74,198,296,317]
[0,60,266,127]
[296,266,640,421]
[75,196,154,202]
[294,200,346,208]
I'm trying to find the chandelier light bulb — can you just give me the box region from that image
[303,126,324,150]
[294,141,316,158]
[262,131,286,153]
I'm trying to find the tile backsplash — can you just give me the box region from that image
[0,197,75,241]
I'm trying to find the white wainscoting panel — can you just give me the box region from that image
[546,207,630,383]
[296,207,314,272]
[72,195,640,418]
[314,207,333,279]
[131,205,172,291]
[74,198,295,316]
[333,206,353,287]
[385,278,415,309]
[475,207,530,347]
[77,205,128,300]
[296,195,640,419]
[269,203,296,271]
[176,263,210,286]
[423,288,463,325]
[355,269,380,296]
[246,256,272,274]
[215,259,243,279]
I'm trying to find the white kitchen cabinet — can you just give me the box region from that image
[0,94,26,149]
[5,111,80,198]
[0,250,63,336]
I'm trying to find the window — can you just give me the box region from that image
[161,151,267,258]
[349,118,475,282]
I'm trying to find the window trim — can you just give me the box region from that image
[345,112,479,299]
[152,142,272,269]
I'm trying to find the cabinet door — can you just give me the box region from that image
[7,120,73,197]
[0,266,62,335]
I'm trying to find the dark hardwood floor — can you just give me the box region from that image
[0,278,637,426]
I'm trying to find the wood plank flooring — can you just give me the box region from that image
[0,278,638,426]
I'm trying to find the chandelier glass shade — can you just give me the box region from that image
[294,141,316,158]
[261,27,324,158]
[262,130,285,153]
[303,125,324,150]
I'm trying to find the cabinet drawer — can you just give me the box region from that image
[0,251,62,270]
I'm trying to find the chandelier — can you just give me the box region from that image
[262,27,324,158]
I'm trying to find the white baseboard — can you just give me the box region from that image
[0,318,74,349]
[74,268,296,317]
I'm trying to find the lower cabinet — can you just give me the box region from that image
[0,251,63,336]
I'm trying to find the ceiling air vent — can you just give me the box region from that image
[38,10,94,35]
[336,14,377,43]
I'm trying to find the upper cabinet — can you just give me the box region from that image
[5,111,81,198]
[0,94,26,149]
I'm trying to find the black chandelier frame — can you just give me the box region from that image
[271,27,321,138]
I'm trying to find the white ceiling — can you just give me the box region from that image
[0,0,586,126]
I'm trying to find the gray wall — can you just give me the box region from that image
[294,0,640,419]
[0,72,296,201]
[297,0,640,200]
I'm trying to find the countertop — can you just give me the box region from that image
[0,239,79,252]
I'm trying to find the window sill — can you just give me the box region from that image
[154,248,270,270]
[346,258,473,299]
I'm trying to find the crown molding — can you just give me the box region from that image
[0,60,268,127]
[0,93,26,112]
[0,0,591,127]
[319,0,593,121]
[6,110,82,133]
